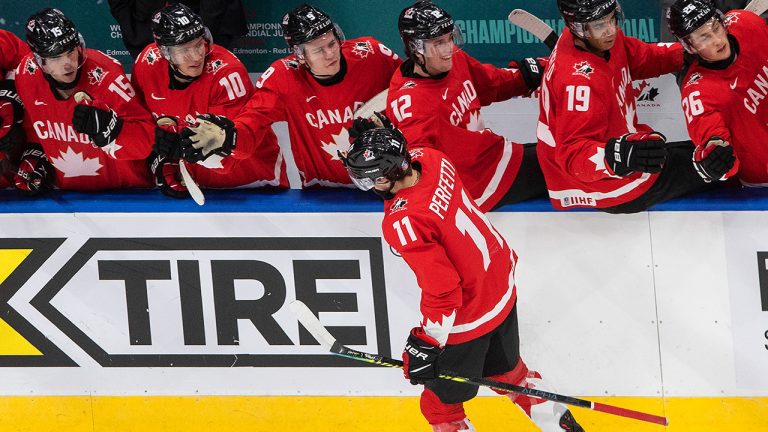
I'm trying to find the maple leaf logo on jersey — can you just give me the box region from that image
[389,197,408,214]
[573,61,594,78]
[634,80,660,102]
[400,81,417,90]
[409,148,424,159]
[207,59,227,74]
[466,110,486,132]
[588,146,616,177]
[24,58,38,75]
[685,72,703,87]
[724,13,739,28]
[87,67,109,85]
[144,48,160,65]
[282,59,300,70]
[351,41,373,59]
[321,127,351,161]
[50,147,102,177]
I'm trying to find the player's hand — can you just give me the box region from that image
[348,112,393,143]
[605,132,667,177]
[0,80,25,152]
[14,143,52,196]
[511,57,544,90]
[402,327,443,385]
[148,152,189,199]
[72,98,123,148]
[179,114,236,163]
[154,116,182,159]
[693,137,737,182]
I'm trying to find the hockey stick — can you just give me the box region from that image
[353,89,388,120]
[156,117,205,206]
[745,0,768,15]
[290,300,669,426]
[508,9,558,51]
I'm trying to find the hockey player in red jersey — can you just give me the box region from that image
[387,1,547,212]
[133,3,287,199]
[0,30,30,188]
[181,3,402,188]
[13,8,154,195]
[538,0,727,212]
[668,0,766,185]
[340,114,584,432]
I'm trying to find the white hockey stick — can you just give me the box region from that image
[353,89,388,120]
[745,0,768,15]
[156,117,205,206]
[508,9,558,51]
[289,300,669,426]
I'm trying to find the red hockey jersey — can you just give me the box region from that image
[537,29,683,209]
[234,37,402,187]
[132,43,287,188]
[387,51,537,212]
[1,30,30,77]
[680,10,768,186]
[15,49,154,190]
[382,147,517,345]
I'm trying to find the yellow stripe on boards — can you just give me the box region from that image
[0,396,766,431]
[0,249,31,284]
[0,249,41,355]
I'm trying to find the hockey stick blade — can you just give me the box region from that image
[289,300,668,426]
[156,116,205,206]
[508,9,558,51]
[353,89,388,120]
[745,0,768,15]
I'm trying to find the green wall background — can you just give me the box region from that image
[0,1,664,73]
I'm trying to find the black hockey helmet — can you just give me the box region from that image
[398,1,464,58]
[558,0,624,38]
[667,0,722,40]
[25,8,83,58]
[342,127,411,191]
[282,4,342,48]
[152,3,211,47]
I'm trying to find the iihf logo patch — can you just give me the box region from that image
[363,149,376,161]
[351,41,373,59]
[685,72,703,87]
[87,67,108,85]
[389,197,408,214]
[207,59,227,73]
[572,61,594,78]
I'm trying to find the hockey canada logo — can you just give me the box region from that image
[634,81,660,102]
[351,41,373,59]
[409,148,424,159]
[724,13,739,28]
[24,58,38,75]
[144,48,160,65]
[282,58,300,70]
[401,80,417,90]
[87,67,108,85]
[389,198,408,214]
[686,72,703,87]
[572,61,594,78]
[362,149,375,161]
[207,59,227,74]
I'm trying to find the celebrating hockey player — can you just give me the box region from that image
[0,30,30,188]
[538,0,725,212]
[668,0,766,185]
[387,1,547,212]
[180,3,402,187]
[14,8,154,195]
[132,3,287,199]
[340,114,584,432]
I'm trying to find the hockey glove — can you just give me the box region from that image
[179,114,237,163]
[153,116,182,159]
[0,80,25,152]
[148,152,189,199]
[14,143,53,196]
[72,98,124,148]
[512,57,544,90]
[348,112,394,144]
[403,327,443,385]
[604,132,667,177]
[693,137,737,182]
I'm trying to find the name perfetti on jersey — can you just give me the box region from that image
[429,157,458,219]
[449,80,478,126]
[33,120,91,144]
[744,64,768,114]
[305,101,365,129]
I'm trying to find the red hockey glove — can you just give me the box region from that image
[403,327,443,385]
[72,98,123,148]
[693,137,737,182]
[148,152,189,199]
[605,132,667,177]
[0,80,25,152]
[510,57,544,90]
[179,114,236,163]
[14,143,53,196]
[154,116,183,159]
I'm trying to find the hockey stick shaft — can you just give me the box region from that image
[353,89,388,120]
[745,0,768,15]
[290,301,668,426]
[508,9,558,51]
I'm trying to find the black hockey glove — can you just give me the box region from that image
[148,152,189,199]
[402,327,443,385]
[14,143,53,196]
[604,132,667,177]
[513,57,544,90]
[0,80,24,153]
[153,116,182,159]
[179,114,236,163]
[693,137,737,182]
[348,111,394,143]
[72,99,123,148]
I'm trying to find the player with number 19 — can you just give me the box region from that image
[132,3,287,198]
[13,8,154,194]
[341,115,583,432]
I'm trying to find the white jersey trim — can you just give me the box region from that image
[537,120,556,147]
[475,138,513,207]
